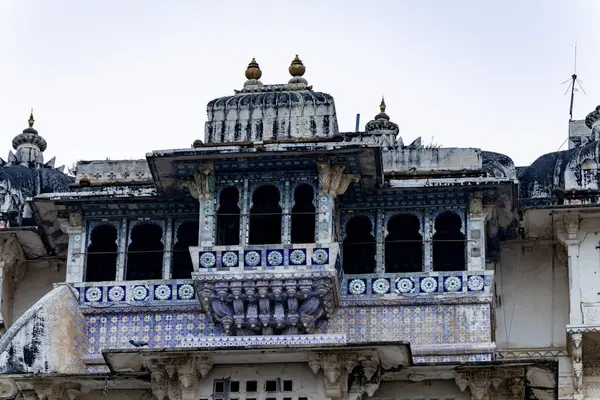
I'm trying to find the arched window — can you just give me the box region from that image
[291,184,316,244]
[126,223,164,280]
[385,214,423,273]
[432,211,465,271]
[343,216,376,274]
[172,221,199,279]
[582,158,598,189]
[217,187,241,246]
[85,224,118,282]
[249,185,282,245]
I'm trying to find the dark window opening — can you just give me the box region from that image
[433,211,465,271]
[85,224,118,282]
[217,187,241,246]
[291,184,316,244]
[343,216,376,274]
[265,381,277,392]
[385,214,423,273]
[126,223,164,280]
[230,381,240,393]
[249,185,282,245]
[172,221,199,279]
[214,381,225,393]
[246,381,258,392]
[283,381,293,392]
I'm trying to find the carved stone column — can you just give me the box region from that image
[556,213,585,325]
[571,332,584,400]
[60,212,84,282]
[316,163,359,243]
[180,164,215,248]
[467,193,485,270]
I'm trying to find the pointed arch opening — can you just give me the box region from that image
[291,184,316,244]
[85,224,118,282]
[216,186,241,246]
[343,215,376,274]
[432,211,465,271]
[385,214,423,273]
[249,185,282,245]
[172,221,199,279]
[126,223,164,280]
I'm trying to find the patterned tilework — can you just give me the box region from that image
[85,312,224,356]
[413,354,492,363]
[84,304,491,361]
[322,303,492,345]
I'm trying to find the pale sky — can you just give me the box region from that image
[0,0,599,169]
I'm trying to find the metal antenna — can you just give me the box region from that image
[562,43,586,121]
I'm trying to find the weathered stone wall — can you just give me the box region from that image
[11,261,65,323]
[0,285,85,374]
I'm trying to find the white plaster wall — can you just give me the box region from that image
[199,363,324,400]
[12,261,65,322]
[494,242,568,349]
[373,379,469,400]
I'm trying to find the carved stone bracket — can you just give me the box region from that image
[196,273,336,335]
[308,350,382,400]
[571,332,584,399]
[455,367,524,400]
[5,381,81,400]
[179,163,215,200]
[317,163,359,198]
[556,212,585,246]
[145,355,213,400]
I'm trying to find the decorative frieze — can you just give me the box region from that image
[145,355,213,400]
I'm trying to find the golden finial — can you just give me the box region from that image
[28,109,35,127]
[379,97,386,113]
[245,58,262,80]
[289,54,306,77]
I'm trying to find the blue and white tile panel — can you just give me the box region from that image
[71,279,196,306]
[181,333,347,348]
[194,243,338,271]
[343,270,494,297]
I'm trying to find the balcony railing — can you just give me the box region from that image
[341,270,494,303]
[65,279,197,313]
[190,243,338,272]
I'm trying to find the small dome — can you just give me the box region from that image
[12,112,47,152]
[585,105,600,128]
[365,98,399,135]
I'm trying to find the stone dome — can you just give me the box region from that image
[204,56,339,144]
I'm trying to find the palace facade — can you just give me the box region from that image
[1,56,600,400]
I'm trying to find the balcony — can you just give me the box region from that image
[189,243,341,336]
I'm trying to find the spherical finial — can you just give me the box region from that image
[245,58,262,80]
[289,54,306,77]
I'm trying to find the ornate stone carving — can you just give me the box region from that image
[317,163,359,197]
[571,332,584,399]
[196,274,336,335]
[180,164,215,200]
[10,382,80,400]
[469,195,483,217]
[455,369,492,400]
[308,350,382,399]
[145,355,213,400]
